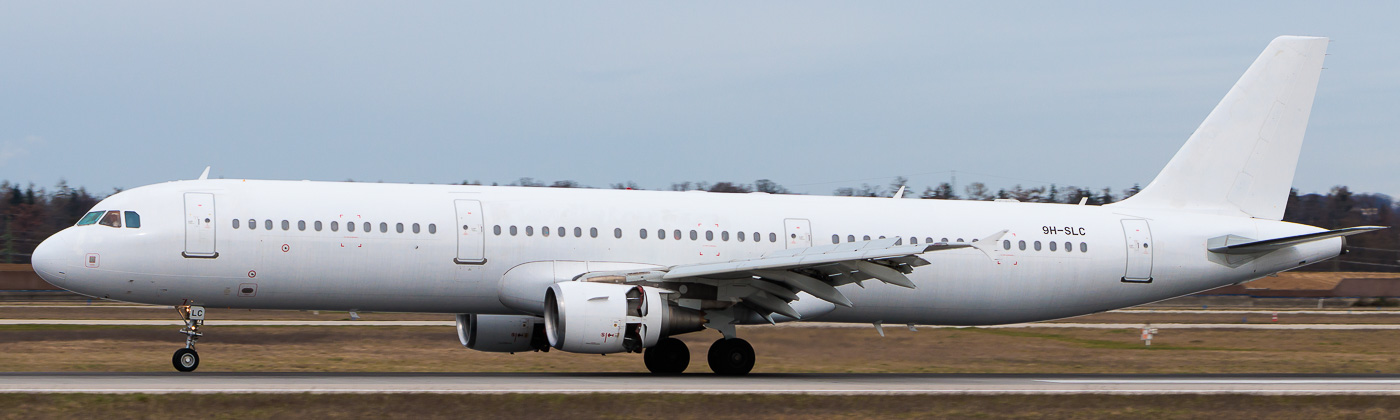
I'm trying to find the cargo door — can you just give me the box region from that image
[183,192,218,258]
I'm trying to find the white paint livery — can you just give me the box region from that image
[28,36,1384,374]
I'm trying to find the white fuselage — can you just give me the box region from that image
[30,179,1339,326]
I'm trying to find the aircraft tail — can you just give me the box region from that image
[1112,36,1329,220]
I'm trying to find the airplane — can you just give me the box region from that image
[29,36,1384,375]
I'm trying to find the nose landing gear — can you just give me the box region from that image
[173,305,204,372]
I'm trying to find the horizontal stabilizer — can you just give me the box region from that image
[1208,226,1386,255]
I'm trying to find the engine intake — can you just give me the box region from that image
[544,282,704,354]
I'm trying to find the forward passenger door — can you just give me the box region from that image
[183,192,217,258]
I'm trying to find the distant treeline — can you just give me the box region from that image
[2,179,1395,272]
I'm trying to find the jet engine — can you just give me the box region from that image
[455,314,549,353]
[543,282,704,354]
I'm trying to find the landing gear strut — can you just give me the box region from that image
[173,305,204,372]
[643,337,690,374]
[707,338,754,375]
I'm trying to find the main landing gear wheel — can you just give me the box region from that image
[644,337,690,374]
[707,338,755,376]
[173,348,200,372]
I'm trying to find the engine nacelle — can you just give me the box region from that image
[544,282,704,354]
[455,314,549,353]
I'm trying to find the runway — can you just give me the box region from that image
[4,373,1400,394]
[5,319,1400,330]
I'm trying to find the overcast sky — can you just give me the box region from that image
[1,2,1396,197]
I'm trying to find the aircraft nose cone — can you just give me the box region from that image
[30,232,71,288]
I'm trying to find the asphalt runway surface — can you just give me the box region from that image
[5,319,1400,330]
[4,373,1400,394]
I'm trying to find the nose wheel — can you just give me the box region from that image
[173,305,205,372]
[173,348,199,372]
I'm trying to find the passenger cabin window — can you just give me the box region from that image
[1018,240,1027,251]
[232,219,241,229]
[1064,241,1071,252]
[722,231,730,241]
[526,226,534,236]
[673,230,681,240]
[348,222,356,232]
[124,211,140,228]
[331,221,339,232]
[397,223,405,233]
[639,229,648,239]
[429,223,436,234]
[493,225,502,235]
[281,220,290,231]
[769,233,777,243]
[1080,242,1088,252]
[298,220,306,231]
[542,226,550,237]
[415,223,423,234]
[575,227,583,238]
[249,219,257,230]
[315,221,323,231]
[77,211,103,226]
[99,210,121,228]
[1034,241,1042,251]
[508,225,516,236]
[380,222,388,233]
[589,227,597,238]
[847,235,854,243]
[690,230,698,241]
[705,231,714,241]
[738,232,746,242]
[910,237,917,245]
[363,222,371,233]
[1003,240,1011,250]
[264,220,272,230]
[614,228,622,239]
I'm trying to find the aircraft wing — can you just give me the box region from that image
[576,230,1007,321]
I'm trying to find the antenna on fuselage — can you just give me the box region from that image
[197,166,211,181]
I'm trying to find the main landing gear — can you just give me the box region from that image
[173,305,204,372]
[643,337,756,375]
[707,338,754,376]
[643,337,690,374]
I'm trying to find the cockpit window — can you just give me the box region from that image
[77,211,103,226]
[124,211,141,228]
[98,210,122,228]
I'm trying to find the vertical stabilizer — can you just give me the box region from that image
[1112,36,1328,220]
